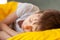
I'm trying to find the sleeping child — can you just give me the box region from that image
[1,9,60,40]
[16,9,60,32]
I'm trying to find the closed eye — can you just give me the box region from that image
[33,22,39,25]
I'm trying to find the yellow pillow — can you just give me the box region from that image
[7,29,60,40]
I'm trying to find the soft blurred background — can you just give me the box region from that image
[8,0,60,10]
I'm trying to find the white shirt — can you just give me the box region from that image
[15,3,40,32]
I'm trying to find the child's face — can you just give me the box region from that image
[21,13,43,32]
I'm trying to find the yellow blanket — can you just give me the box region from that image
[0,1,18,21]
[7,29,60,40]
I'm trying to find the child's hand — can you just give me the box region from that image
[0,23,18,36]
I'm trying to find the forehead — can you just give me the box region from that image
[25,13,43,23]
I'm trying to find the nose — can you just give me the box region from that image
[23,26,32,32]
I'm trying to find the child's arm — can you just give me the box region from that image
[1,12,18,25]
[0,23,18,36]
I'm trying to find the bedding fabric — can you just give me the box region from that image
[7,29,60,40]
[0,1,17,21]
